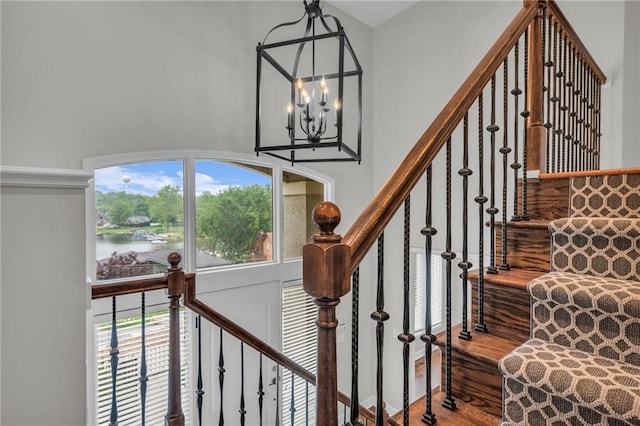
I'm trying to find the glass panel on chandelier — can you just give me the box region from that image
[94,161,184,282]
[195,160,273,269]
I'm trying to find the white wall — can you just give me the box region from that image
[622,0,640,166]
[1,185,88,425]
[1,1,374,424]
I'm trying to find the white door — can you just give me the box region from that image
[194,279,281,426]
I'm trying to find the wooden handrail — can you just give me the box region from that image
[547,1,607,83]
[183,275,388,425]
[91,275,171,299]
[343,2,538,268]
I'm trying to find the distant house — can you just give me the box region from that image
[126,215,151,226]
[96,248,232,280]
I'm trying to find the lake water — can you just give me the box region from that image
[96,234,183,260]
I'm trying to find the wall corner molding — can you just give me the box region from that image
[0,165,93,189]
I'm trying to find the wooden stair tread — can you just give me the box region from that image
[392,390,501,426]
[433,324,521,364]
[495,219,551,230]
[469,267,547,290]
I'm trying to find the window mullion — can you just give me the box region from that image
[183,156,197,273]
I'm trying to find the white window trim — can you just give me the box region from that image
[84,150,335,425]
[84,149,334,281]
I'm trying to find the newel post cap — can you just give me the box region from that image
[303,202,351,300]
[166,252,184,297]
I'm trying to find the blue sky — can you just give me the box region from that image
[94,160,271,196]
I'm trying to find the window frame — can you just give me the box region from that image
[84,150,335,425]
[84,150,334,282]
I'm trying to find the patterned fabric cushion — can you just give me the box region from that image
[499,339,640,425]
[529,271,640,366]
[570,174,640,218]
[549,217,640,281]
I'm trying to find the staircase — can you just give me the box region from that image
[89,2,620,424]
[423,175,570,422]
[499,172,640,425]
[399,172,640,425]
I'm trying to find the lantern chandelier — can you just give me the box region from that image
[255,0,362,164]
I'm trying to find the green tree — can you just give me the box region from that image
[150,185,183,230]
[129,194,150,217]
[196,184,272,263]
[109,199,133,226]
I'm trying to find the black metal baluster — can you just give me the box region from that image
[587,71,595,169]
[442,137,457,411]
[420,165,437,425]
[511,39,522,221]
[567,43,576,172]
[561,32,569,172]
[399,196,415,425]
[500,58,511,271]
[290,372,296,426]
[275,366,280,426]
[574,58,584,170]
[239,342,246,426]
[544,11,552,173]
[521,29,530,221]
[258,354,264,426]
[196,316,204,426]
[475,95,489,333]
[219,328,225,426]
[584,69,591,169]
[109,296,119,426]
[581,59,588,170]
[140,292,148,426]
[347,267,363,426]
[459,114,473,341]
[557,29,567,171]
[371,233,389,426]
[595,79,602,168]
[487,75,499,275]
[550,19,559,172]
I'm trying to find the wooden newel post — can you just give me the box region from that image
[526,0,547,173]
[303,202,351,426]
[165,253,185,426]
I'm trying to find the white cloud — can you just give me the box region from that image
[195,172,229,196]
[95,165,182,196]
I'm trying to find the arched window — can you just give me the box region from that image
[85,151,332,282]
[84,151,332,425]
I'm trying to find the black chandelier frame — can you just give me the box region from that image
[255,0,363,164]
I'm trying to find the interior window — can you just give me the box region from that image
[195,160,273,269]
[94,161,184,281]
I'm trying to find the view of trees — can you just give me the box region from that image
[97,185,184,229]
[196,184,272,263]
[97,183,272,264]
